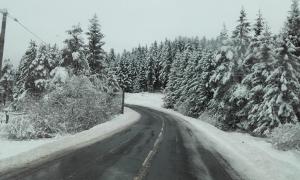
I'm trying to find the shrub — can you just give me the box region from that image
[7,75,121,139]
[32,75,121,134]
[5,115,37,140]
[269,123,300,151]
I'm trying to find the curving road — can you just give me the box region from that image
[0,105,240,180]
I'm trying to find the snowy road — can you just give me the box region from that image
[0,105,238,180]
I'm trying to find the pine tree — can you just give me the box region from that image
[0,59,15,104]
[164,45,192,108]
[232,8,251,56]
[283,0,300,51]
[175,50,200,111]
[146,52,156,92]
[106,48,116,69]
[249,39,300,135]
[176,50,214,117]
[164,51,182,108]
[217,24,229,47]
[240,28,275,132]
[48,44,61,71]
[135,46,148,92]
[86,15,106,74]
[62,24,89,75]
[208,38,245,130]
[16,41,38,94]
[173,45,193,104]
[29,45,52,92]
[116,51,132,92]
[253,10,264,38]
[159,40,173,89]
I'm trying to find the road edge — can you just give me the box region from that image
[0,107,141,177]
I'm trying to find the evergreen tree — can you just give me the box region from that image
[135,46,148,92]
[146,53,156,92]
[16,41,38,94]
[208,38,245,130]
[48,44,61,71]
[164,51,182,108]
[106,48,116,69]
[283,0,300,52]
[159,40,173,88]
[239,28,275,132]
[116,51,132,92]
[253,10,264,38]
[29,45,52,92]
[164,45,193,108]
[217,24,229,47]
[0,59,15,104]
[176,50,214,117]
[62,24,89,75]
[232,8,251,56]
[173,45,193,103]
[86,15,106,74]
[249,39,300,135]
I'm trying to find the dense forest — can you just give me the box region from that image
[111,0,300,136]
[1,0,300,139]
[0,15,121,139]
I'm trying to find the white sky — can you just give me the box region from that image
[1,0,291,66]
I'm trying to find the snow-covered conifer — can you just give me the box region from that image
[62,25,89,75]
[86,15,106,74]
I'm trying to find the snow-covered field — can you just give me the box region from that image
[125,92,300,180]
[0,107,140,172]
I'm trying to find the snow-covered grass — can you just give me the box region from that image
[0,107,140,173]
[125,92,300,180]
[0,134,55,160]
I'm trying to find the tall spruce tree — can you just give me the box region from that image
[86,15,106,74]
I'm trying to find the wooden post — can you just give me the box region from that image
[0,10,8,77]
[121,89,125,114]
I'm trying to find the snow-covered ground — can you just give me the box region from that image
[0,135,56,160]
[0,107,140,173]
[125,92,300,180]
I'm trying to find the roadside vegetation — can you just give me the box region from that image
[0,15,121,140]
[113,0,300,151]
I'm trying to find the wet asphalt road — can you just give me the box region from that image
[0,105,239,180]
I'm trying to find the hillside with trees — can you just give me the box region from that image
[112,0,300,139]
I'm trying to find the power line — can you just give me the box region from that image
[5,12,47,44]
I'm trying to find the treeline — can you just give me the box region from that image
[114,0,300,136]
[112,37,219,92]
[1,15,121,139]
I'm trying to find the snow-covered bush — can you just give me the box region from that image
[34,75,121,134]
[4,115,36,140]
[49,66,69,85]
[11,74,121,138]
[269,123,300,151]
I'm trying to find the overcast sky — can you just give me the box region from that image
[1,0,292,66]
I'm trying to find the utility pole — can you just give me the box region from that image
[0,9,8,77]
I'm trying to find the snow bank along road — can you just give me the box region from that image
[0,105,240,180]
